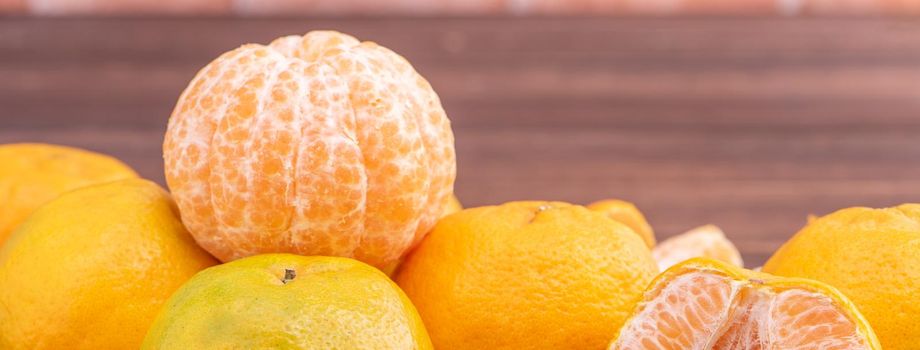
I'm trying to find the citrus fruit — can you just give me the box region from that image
[444,194,463,216]
[142,254,432,350]
[763,204,920,350]
[651,224,743,271]
[0,143,137,246]
[587,198,655,248]
[610,258,881,350]
[0,179,218,350]
[394,201,658,350]
[381,193,462,276]
[163,30,456,269]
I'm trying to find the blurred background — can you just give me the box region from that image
[2,1,920,265]
[4,0,920,15]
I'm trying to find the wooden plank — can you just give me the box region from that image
[2,18,920,265]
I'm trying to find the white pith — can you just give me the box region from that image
[610,271,872,350]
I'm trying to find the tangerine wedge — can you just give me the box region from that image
[609,258,881,350]
[652,224,743,271]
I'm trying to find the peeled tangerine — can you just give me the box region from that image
[610,258,881,350]
[163,30,456,269]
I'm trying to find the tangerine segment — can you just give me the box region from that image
[652,225,743,271]
[164,31,455,268]
[610,258,880,350]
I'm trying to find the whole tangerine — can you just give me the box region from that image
[587,198,656,248]
[0,179,218,349]
[142,254,431,350]
[764,204,920,349]
[395,201,658,349]
[0,143,138,246]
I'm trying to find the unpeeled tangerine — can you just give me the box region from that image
[163,31,456,268]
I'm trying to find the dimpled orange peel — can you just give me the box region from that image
[163,31,456,268]
[141,254,432,350]
[587,199,656,248]
[0,179,218,350]
[609,258,880,350]
[0,143,138,246]
[764,204,920,349]
[395,201,658,350]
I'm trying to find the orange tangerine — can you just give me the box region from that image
[163,31,456,269]
[0,179,217,349]
[0,143,137,246]
[764,204,920,349]
[395,201,657,349]
[587,199,656,248]
[380,194,463,276]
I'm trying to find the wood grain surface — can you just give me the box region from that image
[2,18,920,265]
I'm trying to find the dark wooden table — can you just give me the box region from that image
[3,17,920,265]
